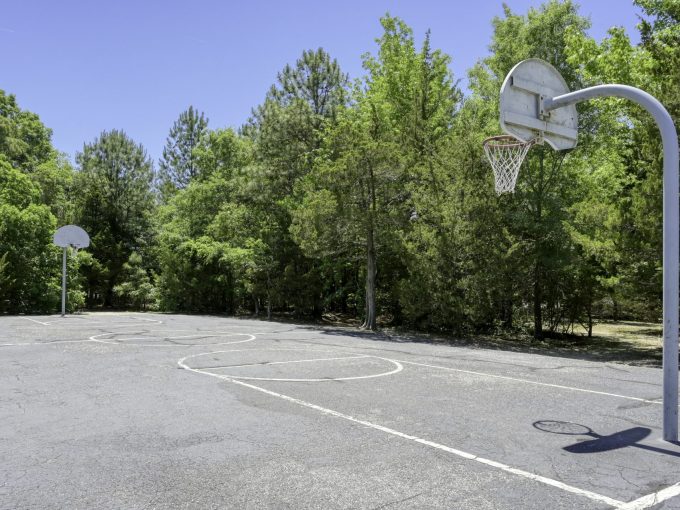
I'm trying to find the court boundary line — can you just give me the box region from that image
[21,317,50,326]
[618,481,680,509]
[393,359,665,405]
[19,314,164,326]
[1,330,256,349]
[280,337,672,407]
[177,355,627,508]
[0,339,93,347]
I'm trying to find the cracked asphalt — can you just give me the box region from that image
[2,312,680,509]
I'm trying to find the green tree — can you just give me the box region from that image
[0,160,60,312]
[156,130,259,313]
[0,89,76,225]
[461,1,592,338]
[74,130,155,307]
[243,48,349,318]
[0,252,13,310]
[31,155,76,224]
[0,90,76,314]
[157,106,209,200]
[293,16,460,329]
[0,90,54,172]
[113,252,157,310]
[268,48,348,119]
[563,0,679,320]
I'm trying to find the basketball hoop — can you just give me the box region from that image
[483,135,534,194]
[53,225,90,317]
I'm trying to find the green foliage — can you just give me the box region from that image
[64,249,86,312]
[0,90,54,172]
[74,130,155,307]
[240,47,350,318]
[0,92,76,314]
[246,48,348,198]
[291,15,461,329]
[1,2,673,340]
[31,155,76,224]
[268,48,348,118]
[561,1,680,320]
[0,253,14,310]
[113,252,157,310]
[157,106,209,200]
[0,162,60,312]
[0,158,40,207]
[156,133,261,313]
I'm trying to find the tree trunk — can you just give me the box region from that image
[362,158,378,332]
[504,299,513,329]
[612,295,619,321]
[363,226,377,330]
[266,271,272,320]
[254,296,259,316]
[587,296,593,338]
[533,150,544,340]
[533,261,543,340]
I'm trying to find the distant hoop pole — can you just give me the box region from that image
[545,84,679,442]
[53,225,89,318]
[61,247,67,317]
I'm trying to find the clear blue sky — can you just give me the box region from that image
[1,0,643,164]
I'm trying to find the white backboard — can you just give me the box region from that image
[499,59,578,150]
[54,225,90,249]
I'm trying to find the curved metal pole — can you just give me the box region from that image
[545,84,679,442]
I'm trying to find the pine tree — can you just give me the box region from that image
[157,106,208,199]
[75,130,155,307]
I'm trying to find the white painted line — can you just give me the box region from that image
[128,316,163,323]
[43,321,107,326]
[396,359,664,405]
[207,355,369,369]
[89,332,256,348]
[42,320,163,327]
[0,339,92,347]
[156,334,236,340]
[177,357,625,508]
[21,317,50,326]
[184,350,402,382]
[617,481,680,509]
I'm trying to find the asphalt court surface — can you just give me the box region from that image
[3,312,680,509]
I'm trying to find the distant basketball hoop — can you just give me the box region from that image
[53,225,90,317]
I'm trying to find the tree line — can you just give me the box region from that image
[1,0,678,338]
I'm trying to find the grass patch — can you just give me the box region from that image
[376,320,665,367]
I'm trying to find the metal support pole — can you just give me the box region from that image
[61,247,67,317]
[545,85,679,442]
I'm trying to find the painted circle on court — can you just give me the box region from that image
[179,348,403,382]
[90,331,255,347]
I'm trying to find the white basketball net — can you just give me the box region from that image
[483,135,534,194]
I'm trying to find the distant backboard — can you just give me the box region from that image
[53,225,90,249]
[499,59,578,150]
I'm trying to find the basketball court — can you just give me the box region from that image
[3,312,680,509]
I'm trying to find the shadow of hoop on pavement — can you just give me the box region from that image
[533,420,680,458]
